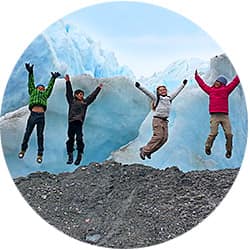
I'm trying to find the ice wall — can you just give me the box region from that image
[1,20,134,114]
[111,54,248,172]
[1,75,149,178]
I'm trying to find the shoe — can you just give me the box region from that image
[225,150,232,158]
[139,148,146,160]
[146,153,151,159]
[66,153,74,164]
[74,152,82,165]
[36,155,43,164]
[18,150,25,159]
[205,147,211,155]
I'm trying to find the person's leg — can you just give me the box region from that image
[140,118,165,159]
[75,122,84,165]
[19,113,36,158]
[66,122,76,164]
[221,114,233,158]
[148,120,168,155]
[36,113,45,157]
[205,114,220,155]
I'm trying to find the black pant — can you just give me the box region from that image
[21,111,45,156]
[66,120,85,154]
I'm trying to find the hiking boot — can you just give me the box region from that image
[139,148,146,160]
[205,135,216,155]
[225,134,233,159]
[66,153,74,164]
[205,147,211,155]
[225,150,232,159]
[74,152,82,165]
[18,150,25,159]
[36,155,43,164]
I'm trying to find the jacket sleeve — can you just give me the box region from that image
[44,77,56,98]
[226,75,240,94]
[169,83,185,101]
[85,86,101,105]
[195,73,211,94]
[28,72,36,95]
[65,80,74,104]
[137,85,156,101]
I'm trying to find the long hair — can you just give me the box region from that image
[151,85,166,111]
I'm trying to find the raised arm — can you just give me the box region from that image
[194,70,211,94]
[85,84,102,105]
[65,74,74,104]
[169,79,187,101]
[135,82,156,101]
[226,75,240,94]
[25,63,35,95]
[43,72,59,98]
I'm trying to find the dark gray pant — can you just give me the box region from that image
[21,111,45,156]
[66,120,85,154]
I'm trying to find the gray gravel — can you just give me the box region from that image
[14,160,239,248]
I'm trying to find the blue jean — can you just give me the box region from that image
[21,111,45,156]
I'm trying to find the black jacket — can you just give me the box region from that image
[66,80,101,123]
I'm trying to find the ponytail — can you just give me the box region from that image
[152,85,165,111]
[152,93,160,111]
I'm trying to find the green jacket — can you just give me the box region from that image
[28,72,56,111]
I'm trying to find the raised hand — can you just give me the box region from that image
[25,63,34,73]
[64,74,70,82]
[51,72,61,79]
[135,82,140,88]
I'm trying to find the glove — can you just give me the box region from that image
[51,72,61,79]
[183,79,188,85]
[135,82,140,88]
[25,63,34,73]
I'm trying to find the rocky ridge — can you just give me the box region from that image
[14,161,239,248]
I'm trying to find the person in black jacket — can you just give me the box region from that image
[64,74,103,165]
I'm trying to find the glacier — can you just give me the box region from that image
[0,75,150,178]
[1,20,134,114]
[0,17,247,179]
[111,54,248,172]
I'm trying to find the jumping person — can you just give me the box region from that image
[135,80,187,160]
[64,74,103,165]
[194,70,240,158]
[18,63,60,163]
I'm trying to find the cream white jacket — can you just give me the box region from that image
[137,83,185,118]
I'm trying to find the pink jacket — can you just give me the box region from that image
[195,72,240,114]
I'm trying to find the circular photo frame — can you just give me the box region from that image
[0,1,248,249]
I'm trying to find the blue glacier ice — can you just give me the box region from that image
[0,75,150,178]
[0,18,247,179]
[1,20,134,114]
[111,54,248,172]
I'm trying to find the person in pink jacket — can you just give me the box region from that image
[194,70,240,158]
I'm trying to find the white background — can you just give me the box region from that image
[0,1,249,249]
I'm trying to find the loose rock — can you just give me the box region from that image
[14,161,239,248]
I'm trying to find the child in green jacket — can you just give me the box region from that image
[18,63,60,163]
